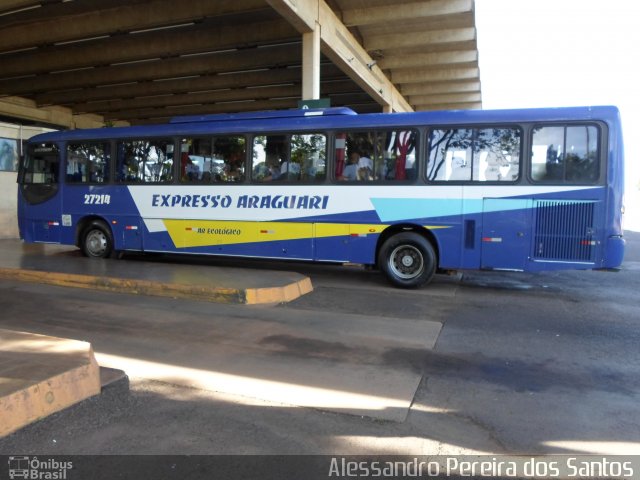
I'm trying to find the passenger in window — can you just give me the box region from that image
[185,158,200,181]
[89,163,101,183]
[545,144,563,180]
[226,151,245,182]
[119,150,136,182]
[338,152,359,181]
[180,152,190,181]
[356,151,374,180]
[357,166,373,181]
[356,151,373,170]
[260,155,282,181]
[280,157,300,180]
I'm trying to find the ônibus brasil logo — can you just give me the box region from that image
[8,456,73,479]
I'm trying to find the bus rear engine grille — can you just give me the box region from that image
[533,200,596,262]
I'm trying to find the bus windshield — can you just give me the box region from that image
[22,143,60,185]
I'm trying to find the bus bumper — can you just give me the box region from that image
[600,235,625,269]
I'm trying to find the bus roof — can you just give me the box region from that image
[169,107,357,124]
[28,105,621,144]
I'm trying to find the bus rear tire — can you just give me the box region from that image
[81,221,113,259]
[378,232,436,288]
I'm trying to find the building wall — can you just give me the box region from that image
[0,171,18,239]
[0,122,55,239]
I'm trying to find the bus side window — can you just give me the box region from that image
[291,133,326,182]
[427,129,473,181]
[213,136,246,183]
[474,128,521,182]
[531,125,599,183]
[388,130,417,181]
[180,136,246,183]
[531,126,564,182]
[335,130,416,182]
[67,142,110,183]
[252,135,287,182]
[427,128,520,182]
[335,131,374,182]
[117,139,174,183]
[566,126,599,182]
[180,138,210,183]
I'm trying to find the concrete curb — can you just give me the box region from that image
[0,329,101,438]
[0,267,313,305]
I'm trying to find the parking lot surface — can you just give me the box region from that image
[0,232,638,455]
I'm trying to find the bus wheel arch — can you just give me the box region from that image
[77,217,114,259]
[376,226,439,288]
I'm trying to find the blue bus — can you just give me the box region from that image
[18,106,625,288]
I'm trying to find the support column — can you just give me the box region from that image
[302,24,321,100]
[268,0,412,112]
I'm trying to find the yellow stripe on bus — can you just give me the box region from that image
[162,219,449,248]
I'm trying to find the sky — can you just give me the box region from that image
[474,0,640,231]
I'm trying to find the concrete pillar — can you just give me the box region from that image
[302,25,321,100]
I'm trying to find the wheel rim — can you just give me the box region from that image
[388,244,424,280]
[85,229,107,257]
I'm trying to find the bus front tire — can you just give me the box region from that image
[81,221,114,259]
[378,232,436,288]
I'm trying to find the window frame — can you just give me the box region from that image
[115,137,177,185]
[65,140,112,185]
[21,142,61,185]
[249,131,328,184]
[331,127,420,184]
[528,122,602,185]
[178,134,248,184]
[425,124,523,185]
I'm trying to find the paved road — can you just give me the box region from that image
[0,232,638,456]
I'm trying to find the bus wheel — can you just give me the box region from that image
[378,232,436,288]
[81,221,113,259]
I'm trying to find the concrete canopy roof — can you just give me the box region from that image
[0,0,482,127]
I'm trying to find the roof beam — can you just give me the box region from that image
[0,0,147,25]
[357,12,474,37]
[0,0,266,52]
[365,27,476,52]
[74,80,362,114]
[267,0,412,112]
[0,95,116,128]
[110,92,378,124]
[266,0,318,33]
[391,67,480,85]
[32,64,347,106]
[400,80,481,97]
[342,0,473,27]
[0,19,298,78]
[377,50,477,70]
[76,85,304,114]
[414,102,482,111]
[0,1,55,15]
[0,44,303,95]
[408,92,482,106]
[106,98,301,122]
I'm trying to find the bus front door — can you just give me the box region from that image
[480,198,532,270]
[19,142,62,244]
